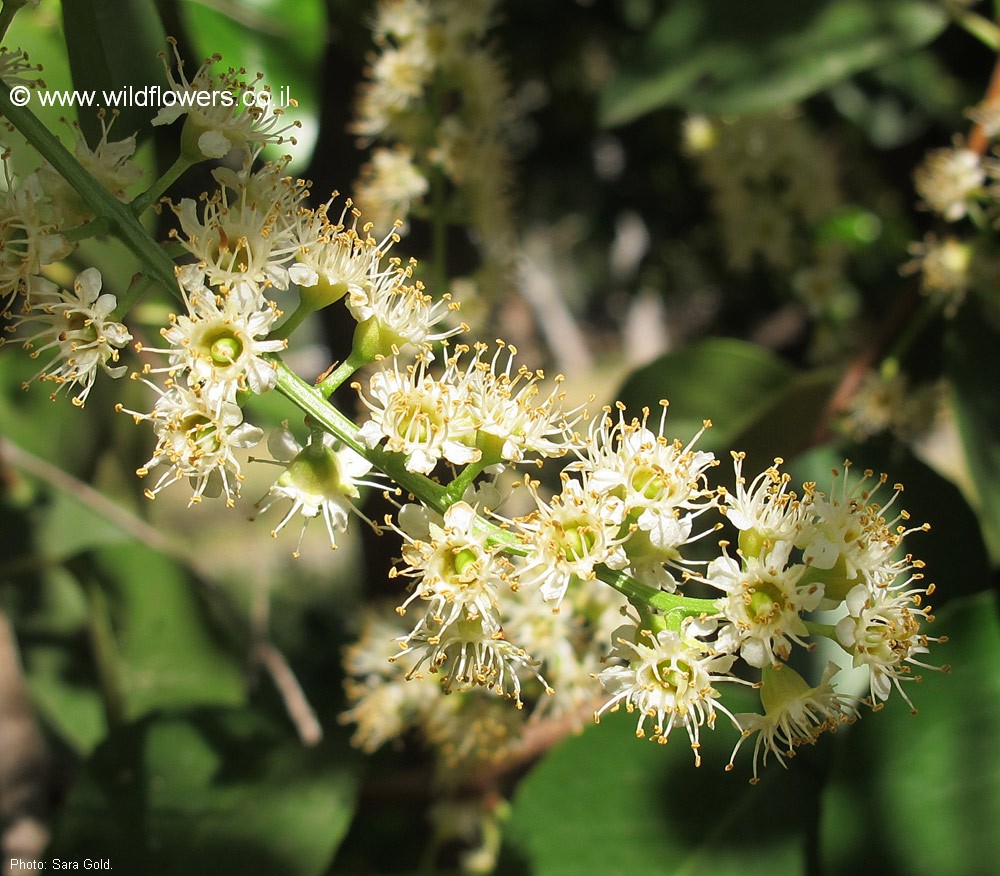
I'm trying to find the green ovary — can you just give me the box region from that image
[205,327,244,366]
[283,444,345,499]
[561,522,597,560]
[655,658,692,692]
[180,414,221,452]
[748,581,785,622]
[452,547,478,576]
[630,466,665,501]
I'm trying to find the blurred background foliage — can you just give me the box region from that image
[1,0,999,874]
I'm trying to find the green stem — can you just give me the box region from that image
[0,83,178,296]
[441,458,488,506]
[316,353,366,397]
[61,216,113,242]
[130,155,194,216]
[275,358,710,616]
[113,273,157,322]
[271,300,314,342]
[595,565,718,617]
[273,357,449,512]
[70,559,126,730]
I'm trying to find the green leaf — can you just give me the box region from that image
[819,592,1000,876]
[61,0,168,143]
[600,0,948,126]
[503,693,820,876]
[48,707,359,875]
[616,339,834,472]
[788,442,992,606]
[945,299,1000,565]
[89,543,245,718]
[177,0,326,169]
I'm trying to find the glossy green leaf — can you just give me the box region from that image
[945,299,1000,564]
[819,592,1000,876]
[61,0,168,143]
[503,692,820,876]
[90,543,245,718]
[48,707,359,875]
[177,0,326,169]
[616,338,832,471]
[788,442,991,606]
[600,0,948,126]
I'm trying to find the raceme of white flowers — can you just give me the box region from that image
[0,26,946,784]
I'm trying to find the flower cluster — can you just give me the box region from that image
[355,341,585,475]
[351,0,519,302]
[344,392,944,780]
[905,115,1000,322]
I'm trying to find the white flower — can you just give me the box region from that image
[0,46,43,88]
[340,608,442,753]
[1,164,71,309]
[723,453,808,550]
[596,620,740,765]
[14,268,131,405]
[708,541,823,668]
[835,579,943,710]
[801,463,924,590]
[153,39,299,160]
[576,403,717,550]
[288,199,389,307]
[393,613,546,705]
[728,663,858,783]
[139,275,285,409]
[394,501,512,629]
[253,426,383,555]
[458,342,586,464]
[356,352,480,474]
[514,478,627,608]
[39,114,143,226]
[346,257,462,351]
[914,146,984,222]
[121,381,262,506]
[354,146,429,230]
[169,169,304,296]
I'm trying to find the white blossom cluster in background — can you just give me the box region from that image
[351,0,520,307]
[0,8,947,786]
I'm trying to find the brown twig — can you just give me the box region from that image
[252,642,324,746]
[967,51,1000,156]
